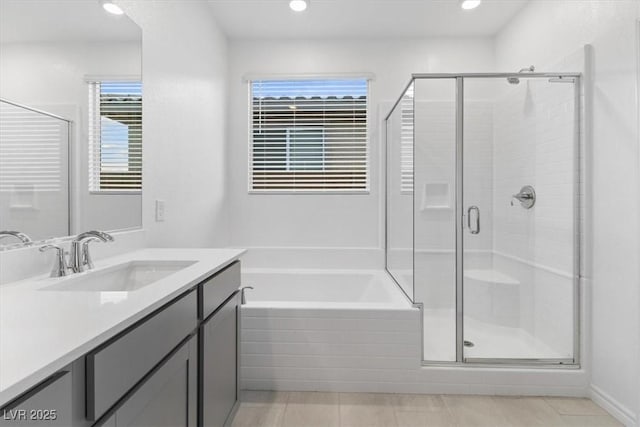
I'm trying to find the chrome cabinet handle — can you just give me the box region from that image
[467,206,480,235]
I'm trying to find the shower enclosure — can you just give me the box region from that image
[0,99,71,242]
[385,72,580,365]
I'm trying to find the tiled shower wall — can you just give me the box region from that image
[491,78,577,357]
[492,80,576,275]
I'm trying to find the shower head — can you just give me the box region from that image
[507,65,535,85]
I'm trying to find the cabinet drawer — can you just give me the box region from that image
[0,371,71,427]
[86,290,197,421]
[200,261,240,320]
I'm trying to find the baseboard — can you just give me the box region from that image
[590,384,637,427]
[241,380,588,397]
[241,363,589,397]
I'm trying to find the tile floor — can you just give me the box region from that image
[230,391,622,427]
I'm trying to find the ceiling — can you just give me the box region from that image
[0,0,141,43]
[207,0,530,40]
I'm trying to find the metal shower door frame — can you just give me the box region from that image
[384,72,582,368]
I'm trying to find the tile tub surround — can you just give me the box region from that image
[230,391,621,427]
[0,247,245,407]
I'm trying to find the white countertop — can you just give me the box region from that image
[0,248,245,407]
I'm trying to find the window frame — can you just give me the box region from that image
[87,77,142,195]
[247,76,371,195]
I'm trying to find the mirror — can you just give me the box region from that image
[0,0,142,249]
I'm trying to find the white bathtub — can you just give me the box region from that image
[239,268,421,392]
[242,269,410,309]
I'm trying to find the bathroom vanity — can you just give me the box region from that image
[0,249,244,427]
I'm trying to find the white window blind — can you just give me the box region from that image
[250,78,368,192]
[0,101,66,192]
[400,85,414,193]
[88,80,142,192]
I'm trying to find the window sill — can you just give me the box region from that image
[248,190,370,195]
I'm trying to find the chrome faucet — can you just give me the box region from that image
[70,231,114,273]
[0,230,32,245]
[240,286,254,304]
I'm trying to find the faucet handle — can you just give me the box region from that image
[39,245,69,277]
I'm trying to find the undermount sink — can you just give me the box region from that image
[40,260,197,292]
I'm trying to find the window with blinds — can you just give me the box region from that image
[88,80,142,192]
[0,101,67,192]
[250,78,368,192]
[400,84,414,193]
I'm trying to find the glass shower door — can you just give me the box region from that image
[461,76,578,363]
[386,83,414,301]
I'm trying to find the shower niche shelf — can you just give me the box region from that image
[420,182,452,210]
[464,269,520,286]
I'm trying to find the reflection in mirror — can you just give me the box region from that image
[0,0,142,250]
[0,100,71,245]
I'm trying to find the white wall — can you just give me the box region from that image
[0,41,142,235]
[121,1,230,248]
[228,38,494,253]
[496,1,640,424]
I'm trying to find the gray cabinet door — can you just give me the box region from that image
[201,295,238,427]
[0,371,71,427]
[110,336,197,427]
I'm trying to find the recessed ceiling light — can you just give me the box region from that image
[101,0,124,15]
[460,0,482,10]
[289,0,308,12]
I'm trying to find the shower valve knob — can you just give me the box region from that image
[511,185,536,209]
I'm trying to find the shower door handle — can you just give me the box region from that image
[467,206,480,235]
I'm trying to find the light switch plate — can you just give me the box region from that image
[155,200,165,222]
